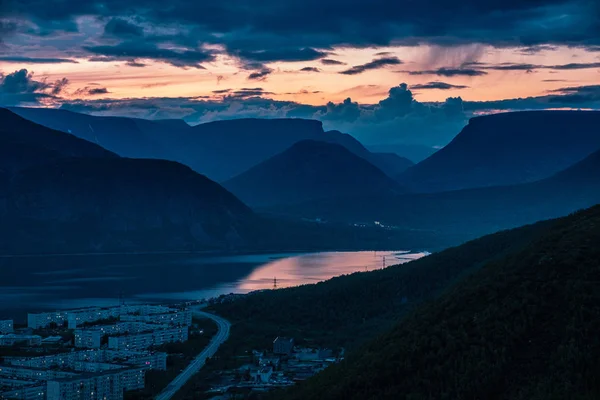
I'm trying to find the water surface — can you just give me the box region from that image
[0,250,427,321]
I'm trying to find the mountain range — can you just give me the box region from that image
[8,107,413,182]
[0,108,434,254]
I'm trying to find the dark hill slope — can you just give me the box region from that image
[224,140,405,207]
[3,158,256,253]
[0,108,115,160]
[281,204,600,400]
[398,111,600,192]
[7,106,178,159]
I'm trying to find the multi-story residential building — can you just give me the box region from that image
[108,326,188,351]
[66,308,121,329]
[28,304,182,329]
[118,305,173,316]
[273,337,294,355]
[120,310,192,326]
[46,366,146,400]
[0,319,14,334]
[27,312,69,330]
[0,365,78,381]
[0,378,46,400]
[75,322,171,349]
[74,329,103,349]
[0,334,42,347]
[5,350,167,371]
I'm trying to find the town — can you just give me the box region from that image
[0,298,343,400]
[0,304,193,400]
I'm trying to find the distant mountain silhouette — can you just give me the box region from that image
[9,108,412,181]
[0,109,431,254]
[397,111,600,192]
[267,146,600,239]
[224,140,405,207]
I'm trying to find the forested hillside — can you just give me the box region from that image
[278,205,600,400]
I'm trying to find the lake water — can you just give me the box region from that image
[0,250,427,321]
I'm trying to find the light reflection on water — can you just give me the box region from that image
[0,250,428,320]
[134,250,427,301]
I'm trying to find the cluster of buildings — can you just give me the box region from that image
[204,336,343,397]
[0,304,193,400]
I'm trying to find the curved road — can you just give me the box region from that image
[156,309,231,400]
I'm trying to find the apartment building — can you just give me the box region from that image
[108,326,188,351]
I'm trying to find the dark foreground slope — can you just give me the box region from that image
[398,111,600,192]
[211,217,553,349]
[224,140,405,207]
[280,205,600,400]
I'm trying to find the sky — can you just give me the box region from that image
[0,0,599,151]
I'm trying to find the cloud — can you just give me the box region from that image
[340,56,403,75]
[300,67,320,72]
[0,69,67,105]
[402,67,488,77]
[84,42,214,68]
[0,56,78,64]
[247,68,273,81]
[321,59,346,65]
[103,18,144,38]
[411,81,469,90]
[547,84,600,103]
[234,48,328,63]
[226,88,275,99]
[465,61,600,72]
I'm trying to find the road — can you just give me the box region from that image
[155,309,231,400]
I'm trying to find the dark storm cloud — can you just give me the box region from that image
[212,89,232,94]
[83,42,214,68]
[300,67,321,72]
[7,0,598,66]
[0,56,78,64]
[340,57,402,75]
[247,68,273,81]
[103,18,144,38]
[403,68,488,77]
[412,81,469,90]
[321,59,346,65]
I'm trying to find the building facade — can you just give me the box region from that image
[0,334,42,347]
[108,327,188,351]
[0,319,14,334]
[5,350,167,371]
[273,337,294,355]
